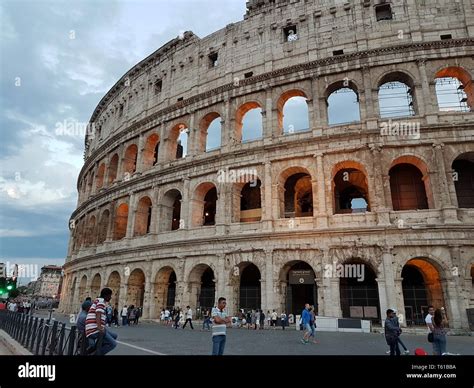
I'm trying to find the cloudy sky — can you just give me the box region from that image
[0,0,247,282]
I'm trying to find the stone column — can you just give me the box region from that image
[417,59,438,122]
[432,143,459,223]
[314,152,328,228]
[187,110,197,157]
[311,75,324,135]
[264,249,274,312]
[361,65,378,130]
[126,193,137,238]
[215,182,228,235]
[369,144,390,225]
[142,261,153,319]
[264,87,274,143]
[135,133,145,173]
[181,178,191,230]
[262,161,273,230]
[221,98,234,152]
[376,277,389,322]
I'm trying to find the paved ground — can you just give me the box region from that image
[28,310,474,356]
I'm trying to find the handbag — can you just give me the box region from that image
[427,332,434,343]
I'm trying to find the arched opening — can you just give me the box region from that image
[161,189,182,231]
[339,260,380,322]
[69,278,76,311]
[73,218,85,251]
[402,258,446,326]
[90,273,101,299]
[97,210,110,245]
[326,81,361,125]
[106,271,121,308]
[239,263,261,311]
[435,67,473,112]
[107,154,119,184]
[188,265,216,313]
[122,144,138,177]
[113,203,129,240]
[282,172,313,218]
[86,172,94,197]
[134,196,152,236]
[78,275,87,303]
[240,180,262,222]
[168,123,188,160]
[277,90,309,134]
[389,163,429,210]
[85,216,96,247]
[153,267,176,313]
[378,72,416,118]
[192,183,217,227]
[452,152,474,208]
[236,102,263,143]
[333,166,370,214]
[95,163,106,190]
[280,261,317,316]
[126,269,145,308]
[142,133,160,170]
[200,112,221,152]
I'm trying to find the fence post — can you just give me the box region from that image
[29,317,38,351]
[57,323,66,356]
[41,322,50,356]
[35,318,44,355]
[25,316,33,347]
[67,326,77,356]
[49,321,58,355]
[21,315,29,346]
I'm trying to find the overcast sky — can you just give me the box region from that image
[0,0,247,280]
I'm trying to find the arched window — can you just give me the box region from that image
[389,164,428,210]
[192,183,217,227]
[452,152,474,208]
[122,144,138,177]
[97,210,110,244]
[326,81,361,125]
[113,203,129,240]
[142,134,160,170]
[240,180,262,222]
[108,154,119,184]
[435,67,473,112]
[378,72,416,118]
[282,172,313,218]
[277,90,310,134]
[199,113,221,152]
[333,167,370,214]
[95,163,106,189]
[134,196,152,236]
[169,124,188,160]
[236,102,263,143]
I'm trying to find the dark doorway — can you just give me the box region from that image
[199,267,215,310]
[285,262,317,316]
[166,271,176,308]
[402,265,429,326]
[239,264,261,311]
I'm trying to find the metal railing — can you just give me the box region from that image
[0,310,86,355]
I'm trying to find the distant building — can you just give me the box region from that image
[0,263,5,278]
[26,281,37,295]
[35,266,63,298]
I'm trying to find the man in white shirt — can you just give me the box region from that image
[211,297,232,355]
[182,305,194,329]
[425,305,435,332]
[164,308,170,325]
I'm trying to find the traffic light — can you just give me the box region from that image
[0,277,5,294]
[6,278,16,292]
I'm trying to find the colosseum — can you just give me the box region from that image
[59,0,474,331]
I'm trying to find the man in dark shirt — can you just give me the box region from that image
[384,309,401,356]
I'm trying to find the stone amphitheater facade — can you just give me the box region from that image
[58,0,474,330]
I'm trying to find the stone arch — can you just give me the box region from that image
[134,196,153,236]
[191,182,218,227]
[142,133,160,170]
[122,144,138,177]
[161,189,182,231]
[278,166,313,218]
[106,271,121,308]
[113,202,129,240]
[451,151,474,208]
[332,160,371,214]
[338,257,381,322]
[276,89,310,134]
[434,66,473,111]
[401,257,447,326]
[69,277,77,311]
[78,274,88,304]
[236,179,262,223]
[389,155,432,210]
[278,260,318,316]
[187,263,217,313]
[85,215,97,246]
[107,153,119,184]
[95,163,106,190]
[126,268,146,308]
[153,265,178,316]
[90,273,101,298]
[97,209,110,245]
[229,261,263,314]
[325,80,361,125]
[199,112,222,152]
[167,122,188,160]
[377,71,416,118]
[235,101,263,143]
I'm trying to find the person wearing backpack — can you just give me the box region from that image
[432,308,448,355]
